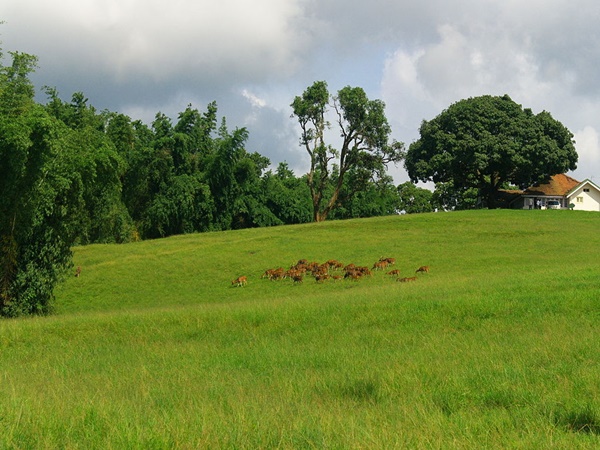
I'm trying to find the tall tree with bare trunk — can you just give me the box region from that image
[291,81,404,222]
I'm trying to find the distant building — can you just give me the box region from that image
[502,174,600,211]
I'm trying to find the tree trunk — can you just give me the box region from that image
[485,175,500,209]
[312,192,322,222]
[313,183,343,222]
[486,189,498,209]
[0,233,18,309]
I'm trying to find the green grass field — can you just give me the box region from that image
[2,210,600,448]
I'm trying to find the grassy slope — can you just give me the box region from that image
[2,210,600,448]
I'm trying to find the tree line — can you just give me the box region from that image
[0,50,433,316]
[39,87,432,243]
[0,46,578,316]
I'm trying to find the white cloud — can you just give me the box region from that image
[241,89,267,109]
[573,126,600,180]
[4,0,312,82]
[380,48,433,155]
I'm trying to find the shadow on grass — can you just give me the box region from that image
[553,405,600,435]
[433,388,517,417]
[317,377,382,404]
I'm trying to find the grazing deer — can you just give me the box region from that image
[325,259,344,269]
[416,266,430,274]
[270,268,285,280]
[292,274,303,284]
[261,269,274,279]
[386,269,400,276]
[397,276,417,282]
[232,276,247,287]
[372,260,389,271]
[380,257,396,265]
[315,274,330,283]
[344,271,361,281]
[357,266,372,276]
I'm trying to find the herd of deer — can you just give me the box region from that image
[231,258,430,287]
[74,258,427,288]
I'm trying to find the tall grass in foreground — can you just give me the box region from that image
[1,210,600,448]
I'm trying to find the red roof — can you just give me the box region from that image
[523,174,580,196]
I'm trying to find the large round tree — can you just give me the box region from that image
[404,95,578,208]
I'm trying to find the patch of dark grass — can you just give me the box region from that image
[553,405,600,435]
[433,392,460,417]
[434,388,518,416]
[478,389,516,410]
[319,377,383,404]
[340,379,381,403]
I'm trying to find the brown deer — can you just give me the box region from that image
[416,266,430,274]
[325,259,344,269]
[74,266,82,277]
[357,266,372,276]
[261,269,274,279]
[270,268,285,280]
[232,276,247,287]
[314,274,330,283]
[372,260,389,271]
[380,257,396,265]
[344,271,361,281]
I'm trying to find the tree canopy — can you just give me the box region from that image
[397,182,435,214]
[291,81,404,221]
[0,52,85,316]
[404,95,578,208]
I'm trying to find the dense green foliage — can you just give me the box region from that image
[405,95,578,208]
[2,210,600,447]
[396,181,436,213]
[41,89,409,240]
[0,52,85,316]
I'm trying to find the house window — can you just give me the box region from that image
[584,188,590,192]
[576,197,584,203]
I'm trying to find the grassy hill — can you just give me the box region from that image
[2,210,600,448]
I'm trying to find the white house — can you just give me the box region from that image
[566,178,600,211]
[507,174,600,211]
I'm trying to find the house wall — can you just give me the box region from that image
[512,197,528,209]
[568,183,600,211]
[520,196,565,209]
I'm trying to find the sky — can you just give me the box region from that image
[2,0,600,185]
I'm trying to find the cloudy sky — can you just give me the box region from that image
[3,0,600,184]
